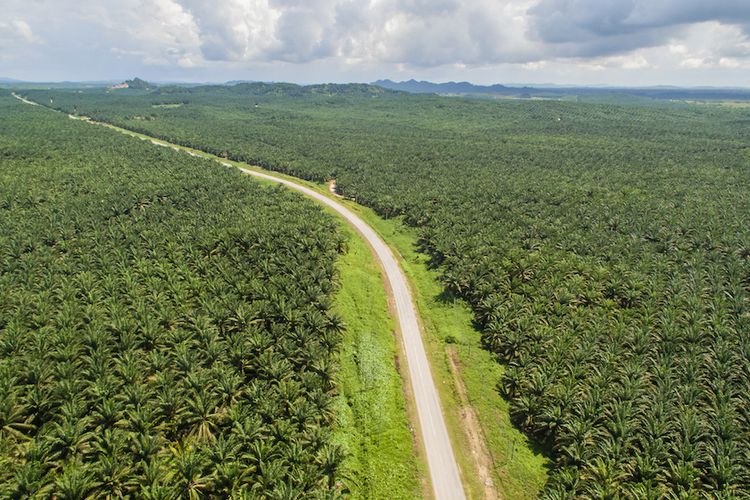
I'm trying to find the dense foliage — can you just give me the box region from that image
[25,84,750,496]
[0,92,348,498]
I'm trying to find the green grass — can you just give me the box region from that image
[196,157,426,498]
[204,151,549,498]
[330,224,423,499]
[38,108,546,498]
[339,207,550,499]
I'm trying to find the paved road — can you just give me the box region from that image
[228,165,467,500]
[13,92,466,499]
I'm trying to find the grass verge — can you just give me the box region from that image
[330,223,423,498]
[334,205,550,499]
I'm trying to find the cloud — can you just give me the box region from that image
[11,20,39,43]
[670,22,750,69]
[151,0,540,66]
[0,18,41,51]
[369,0,538,66]
[175,0,278,61]
[527,0,750,59]
[2,0,750,84]
[266,1,338,62]
[167,0,750,68]
[99,0,202,66]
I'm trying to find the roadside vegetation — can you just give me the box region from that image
[355,209,549,499]
[28,82,750,496]
[330,223,423,499]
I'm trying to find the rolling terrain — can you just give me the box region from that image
[25,82,750,497]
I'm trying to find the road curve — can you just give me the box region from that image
[12,92,466,499]
[229,166,466,500]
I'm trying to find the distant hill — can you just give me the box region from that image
[111,77,154,90]
[126,77,152,89]
[373,79,527,95]
[373,79,750,102]
[230,82,401,97]
[225,80,256,85]
[156,81,400,98]
[0,77,22,83]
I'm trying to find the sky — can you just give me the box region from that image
[2,0,750,86]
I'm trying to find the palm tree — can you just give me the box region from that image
[44,414,93,461]
[129,432,163,464]
[581,457,626,499]
[93,453,136,498]
[209,435,248,494]
[665,458,700,497]
[0,388,34,442]
[139,458,177,500]
[53,460,99,500]
[9,459,50,499]
[170,442,211,500]
[213,367,242,406]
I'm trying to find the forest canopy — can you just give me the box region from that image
[20,84,750,496]
[0,92,347,497]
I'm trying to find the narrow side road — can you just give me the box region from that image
[13,94,466,500]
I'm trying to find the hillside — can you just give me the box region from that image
[152,81,400,98]
[373,79,519,95]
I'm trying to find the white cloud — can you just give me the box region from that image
[0,18,41,51]
[1,0,750,85]
[175,0,279,61]
[668,22,750,69]
[12,20,39,43]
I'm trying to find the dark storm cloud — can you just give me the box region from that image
[528,0,750,57]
